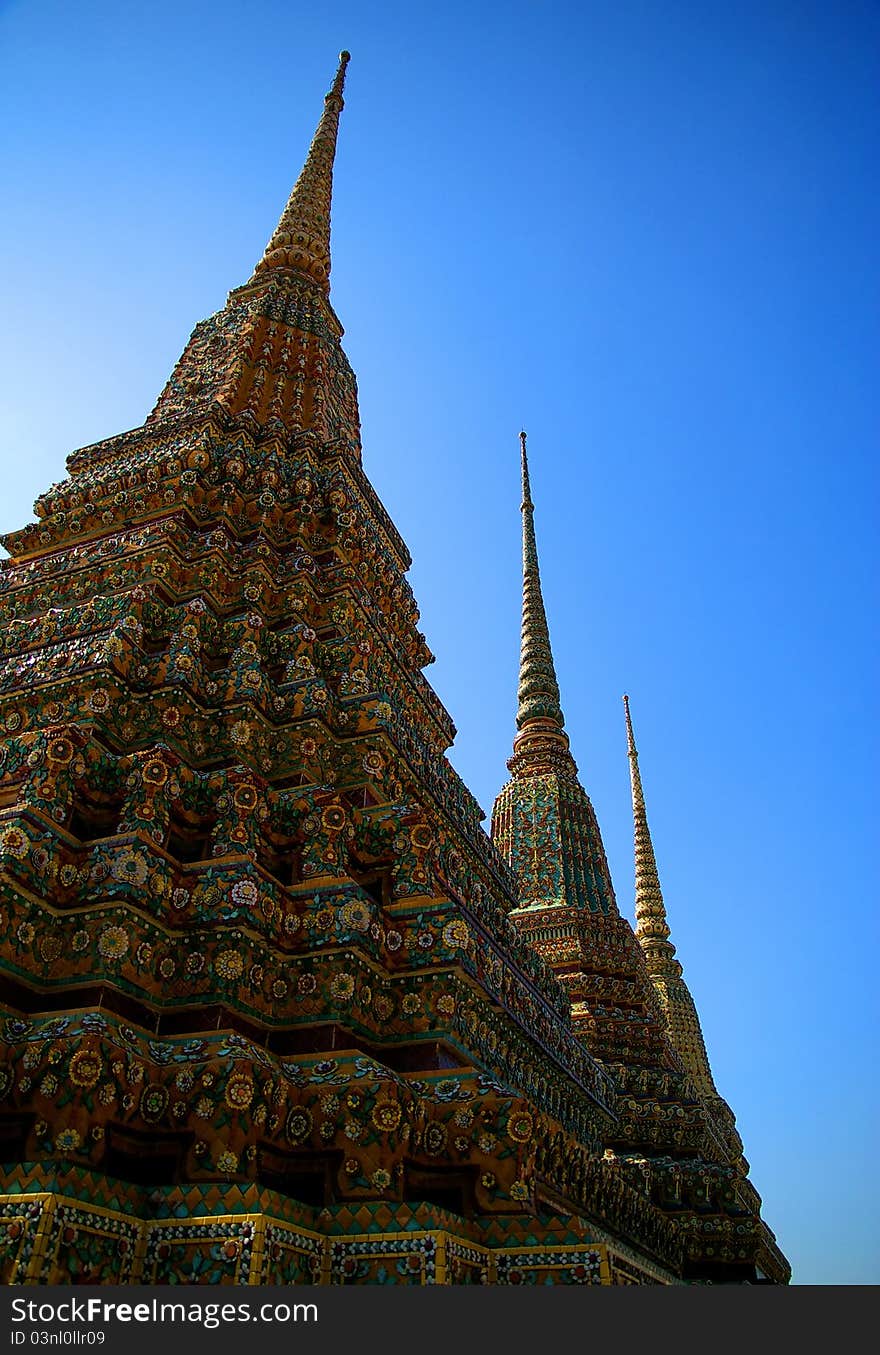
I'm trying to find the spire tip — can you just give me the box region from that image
[519,430,533,509]
[252,51,349,289]
[329,50,350,101]
[513,429,566,742]
[623,693,637,754]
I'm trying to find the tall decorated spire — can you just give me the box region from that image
[623,694,675,969]
[512,432,572,771]
[623,695,718,1097]
[146,51,363,444]
[0,53,790,1287]
[494,433,619,916]
[250,50,350,291]
[493,461,788,1285]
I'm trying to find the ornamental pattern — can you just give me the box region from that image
[0,53,789,1285]
[490,442,789,1283]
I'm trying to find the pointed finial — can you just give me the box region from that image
[513,432,567,748]
[332,50,351,99]
[623,696,719,1096]
[623,695,676,966]
[250,51,351,291]
[520,430,533,509]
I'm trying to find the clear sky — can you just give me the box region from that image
[1,0,877,1285]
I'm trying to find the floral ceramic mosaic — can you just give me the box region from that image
[0,54,788,1285]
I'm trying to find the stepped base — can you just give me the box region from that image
[0,1174,676,1285]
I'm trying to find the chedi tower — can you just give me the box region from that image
[491,434,787,1283]
[0,55,788,1285]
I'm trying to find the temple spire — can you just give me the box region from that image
[623,695,718,1096]
[494,435,617,914]
[249,50,350,292]
[147,51,359,435]
[623,694,676,970]
[514,432,569,754]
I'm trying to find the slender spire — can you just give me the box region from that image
[250,50,350,292]
[624,695,718,1096]
[515,432,566,739]
[495,434,617,917]
[624,694,676,969]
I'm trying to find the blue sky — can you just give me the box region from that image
[1,1,877,1284]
